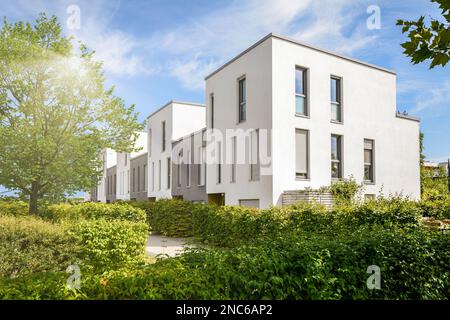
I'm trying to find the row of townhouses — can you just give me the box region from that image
[87,33,421,208]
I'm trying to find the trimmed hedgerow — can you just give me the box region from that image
[131,199,200,237]
[68,219,149,272]
[0,216,78,278]
[42,202,146,223]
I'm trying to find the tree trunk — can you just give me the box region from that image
[28,181,40,215]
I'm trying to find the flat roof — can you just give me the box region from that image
[395,112,420,122]
[146,100,205,120]
[205,33,396,80]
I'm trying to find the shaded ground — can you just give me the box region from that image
[146,234,195,258]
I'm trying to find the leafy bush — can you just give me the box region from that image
[69,219,149,272]
[2,228,448,300]
[0,200,28,217]
[132,199,198,237]
[418,199,450,219]
[43,202,146,223]
[0,216,78,278]
[334,197,423,231]
[328,177,363,206]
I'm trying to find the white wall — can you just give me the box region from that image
[96,148,116,203]
[116,131,148,201]
[205,35,420,208]
[271,37,420,204]
[205,39,274,208]
[147,101,205,200]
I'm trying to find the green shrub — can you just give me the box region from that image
[132,199,197,237]
[335,197,423,231]
[418,199,450,219]
[43,202,146,223]
[69,219,149,272]
[0,200,28,217]
[0,216,78,278]
[329,177,363,206]
[2,228,448,300]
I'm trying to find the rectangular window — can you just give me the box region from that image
[151,163,154,191]
[186,150,191,187]
[210,94,214,129]
[167,157,171,189]
[162,121,166,152]
[239,199,260,208]
[158,160,161,190]
[250,130,260,181]
[148,128,152,157]
[231,137,237,183]
[143,164,147,191]
[296,129,309,179]
[331,135,342,179]
[132,168,135,192]
[125,154,127,166]
[200,147,206,186]
[364,139,374,182]
[177,150,182,187]
[331,77,342,122]
[137,166,140,192]
[114,174,116,194]
[127,170,130,194]
[238,77,246,122]
[217,141,222,184]
[295,67,308,116]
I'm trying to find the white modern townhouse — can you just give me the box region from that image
[87,33,421,209]
[204,33,421,208]
[116,131,148,201]
[90,148,116,203]
[172,128,208,203]
[147,101,206,201]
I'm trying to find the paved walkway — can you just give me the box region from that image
[146,234,195,258]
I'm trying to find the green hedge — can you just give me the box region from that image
[0,200,28,217]
[1,228,448,300]
[191,199,423,247]
[131,199,199,237]
[418,198,450,220]
[0,216,78,278]
[42,202,146,223]
[69,219,149,272]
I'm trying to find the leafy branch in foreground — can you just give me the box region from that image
[397,0,450,68]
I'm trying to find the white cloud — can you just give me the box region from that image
[411,82,450,113]
[144,0,377,90]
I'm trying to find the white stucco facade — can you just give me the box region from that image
[205,34,420,208]
[147,101,206,200]
[116,131,148,201]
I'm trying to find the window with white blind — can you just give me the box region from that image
[295,129,309,179]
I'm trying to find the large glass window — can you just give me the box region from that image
[364,139,374,182]
[238,78,246,122]
[295,68,307,116]
[296,129,309,179]
[331,77,342,122]
[331,135,342,179]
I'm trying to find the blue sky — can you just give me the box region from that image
[0,0,449,166]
